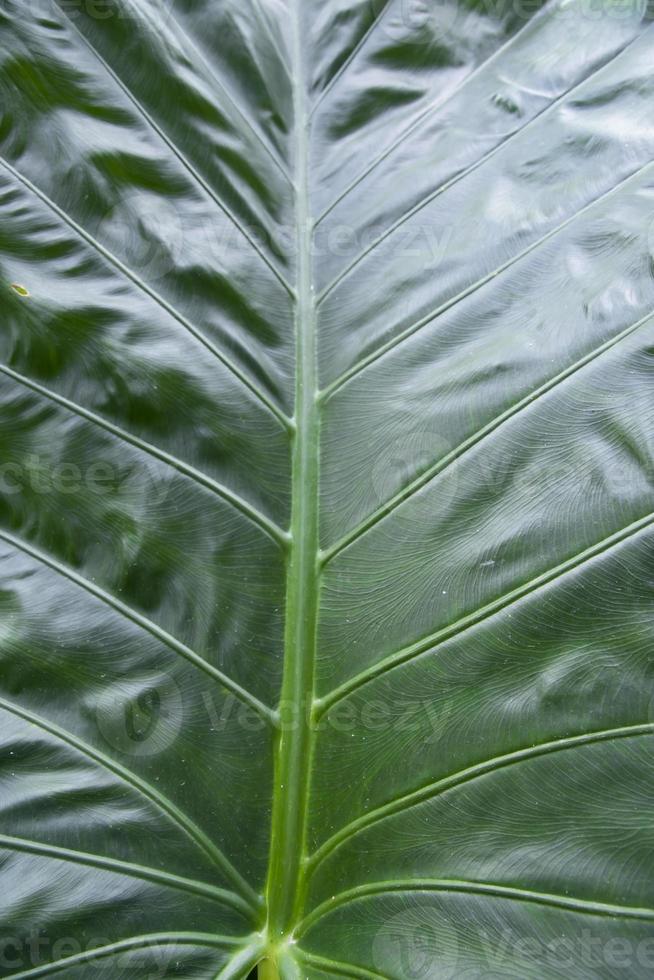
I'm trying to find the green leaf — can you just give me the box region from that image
[1,0,654,976]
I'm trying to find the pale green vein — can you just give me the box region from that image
[52,0,294,296]
[314,5,648,227]
[250,0,293,84]
[306,723,654,872]
[295,951,390,980]
[8,933,248,980]
[296,879,654,939]
[0,694,259,907]
[213,940,267,980]
[308,0,396,119]
[315,511,654,714]
[0,156,293,433]
[0,361,289,549]
[264,0,321,945]
[136,0,293,183]
[111,0,293,189]
[0,834,251,915]
[320,306,654,565]
[321,152,654,398]
[0,528,276,724]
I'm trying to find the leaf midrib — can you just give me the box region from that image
[6,5,652,974]
[263,0,321,949]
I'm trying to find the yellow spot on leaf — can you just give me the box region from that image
[10,283,29,297]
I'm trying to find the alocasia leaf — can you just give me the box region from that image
[1,0,654,976]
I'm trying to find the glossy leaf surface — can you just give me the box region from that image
[1,0,654,976]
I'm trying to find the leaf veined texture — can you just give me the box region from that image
[0,0,654,977]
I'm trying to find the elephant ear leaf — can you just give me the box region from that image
[1,0,654,977]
